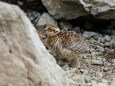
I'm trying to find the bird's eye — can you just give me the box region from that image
[55,31,58,33]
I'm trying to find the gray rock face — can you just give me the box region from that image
[42,0,115,19]
[41,0,89,19]
[83,31,96,38]
[0,2,76,86]
[81,0,115,19]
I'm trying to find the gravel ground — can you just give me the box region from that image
[26,11,115,86]
[62,31,115,86]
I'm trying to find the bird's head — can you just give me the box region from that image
[45,25,60,36]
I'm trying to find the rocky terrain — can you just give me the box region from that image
[63,32,115,86]
[0,0,115,86]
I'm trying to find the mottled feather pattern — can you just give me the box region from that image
[58,31,90,53]
[45,25,92,68]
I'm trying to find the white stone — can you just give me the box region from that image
[91,59,104,65]
[37,13,57,27]
[97,83,107,86]
[0,2,76,86]
[112,59,115,64]
[97,45,104,52]
[104,35,111,42]
[83,31,96,38]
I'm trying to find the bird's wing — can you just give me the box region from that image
[61,32,90,53]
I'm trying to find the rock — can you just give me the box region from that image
[95,10,115,19]
[98,38,105,43]
[102,79,108,84]
[71,75,86,86]
[93,33,103,40]
[80,69,85,73]
[91,80,97,86]
[25,11,41,24]
[92,77,102,83]
[0,2,76,86]
[90,38,96,43]
[84,75,91,82]
[97,45,104,52]
[104,67,111,72]
[110,78,115,86]
[91,52,97,57]
[83,70,89,75]
[97,83,108,86]
[104,35,111,42]
[79,54,84,59]
[42,0,115,19]
[110,39,115,47]
[17,0,24,6]
[111,35,115,39]
[112,59,115,64]
[83,54,91,59]
[83,31,96,38]
[41,0,89,19]
[36,13,57,28]
[62,64,69,71]
[83,0,115,19]
[96,72,103,78]
[104,42,111,47]
[91,59,104,65]
[111,29,115,34]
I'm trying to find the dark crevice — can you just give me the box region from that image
[19,0,47,13]
[1,0,115,35]
[0,0,15,4]
[0,0,47,13]
[69,16,115,35]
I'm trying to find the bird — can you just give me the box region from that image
[45,25,92,68]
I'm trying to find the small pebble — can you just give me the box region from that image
[93,33,103,40]
[91,59,103,65]
[104,35,111,42]
[97,45,104,52]
[112,59,115,64]
[83,31,96,38]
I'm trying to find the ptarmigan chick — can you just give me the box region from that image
[45,25,91,68]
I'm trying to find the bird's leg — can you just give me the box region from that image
[57,58,71,66]
[69,55,80,68]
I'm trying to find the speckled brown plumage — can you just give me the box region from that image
[45,25,91,68]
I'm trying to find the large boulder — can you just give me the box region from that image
[41,0,90,20]
[0,2,76,86]
[42,0,115,19]
[82,0,115,19]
